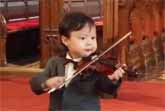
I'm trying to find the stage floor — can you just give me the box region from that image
[1,76,165,111]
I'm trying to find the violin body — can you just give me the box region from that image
[77,54,140,80]
[77,54,117,75]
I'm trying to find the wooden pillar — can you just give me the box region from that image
[118,0,134,64]
[163,0,165,29]
[103,0,118,49]
[160,0,165,34]
[103,0,112,49]
[0,38,7,66]
[0,13,7,66]
[40,0,64,67]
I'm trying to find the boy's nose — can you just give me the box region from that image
[86,38,94,44]
[86,41,92,46]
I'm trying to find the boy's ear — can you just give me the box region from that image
[61,36,68,46]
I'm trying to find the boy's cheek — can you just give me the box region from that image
[92,47,97,53]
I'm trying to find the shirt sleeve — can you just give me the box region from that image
[29,57,57,95]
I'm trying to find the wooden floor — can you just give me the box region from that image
[1,76,165,111]
[0,59,42,76]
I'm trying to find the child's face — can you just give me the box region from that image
[62,24,97,59]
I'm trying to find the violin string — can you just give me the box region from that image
[48,31,132,93]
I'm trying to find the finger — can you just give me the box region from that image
[56,79,62,83]
[117,71,123,78]
[51,83,58,88]
[108,75,115,80]
[110,71,117,80]
[59,79,64,84]
[113,72,119,80]
[122,64,127,68]
[115,74,119,80]
[119,67,125,74]
[118,69,124,78]
[114,68,123,78]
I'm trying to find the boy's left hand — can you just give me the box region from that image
[107,67,125,81]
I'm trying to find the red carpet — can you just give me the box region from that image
[1,76,165,111]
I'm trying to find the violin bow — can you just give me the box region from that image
[48,31,132,93]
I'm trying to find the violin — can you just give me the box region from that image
[77,54,139,80]
[77,54,117,75]
[48,32,134,93]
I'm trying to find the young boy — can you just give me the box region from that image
[30,12,125,111]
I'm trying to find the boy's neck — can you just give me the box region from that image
[66,52,82,62]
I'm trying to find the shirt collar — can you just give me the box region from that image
[66,53,82,62]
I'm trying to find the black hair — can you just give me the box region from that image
[59,12,95,38]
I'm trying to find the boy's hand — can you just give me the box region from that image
[108,67,125,81]
[45,76,65,89]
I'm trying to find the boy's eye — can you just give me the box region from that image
[91,36,96,40]
[80,37,86,40]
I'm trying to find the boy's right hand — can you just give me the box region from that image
[45,76,65,89]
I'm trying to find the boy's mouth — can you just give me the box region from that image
[85,49,93,52]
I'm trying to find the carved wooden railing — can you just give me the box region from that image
[0,0,39,66]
